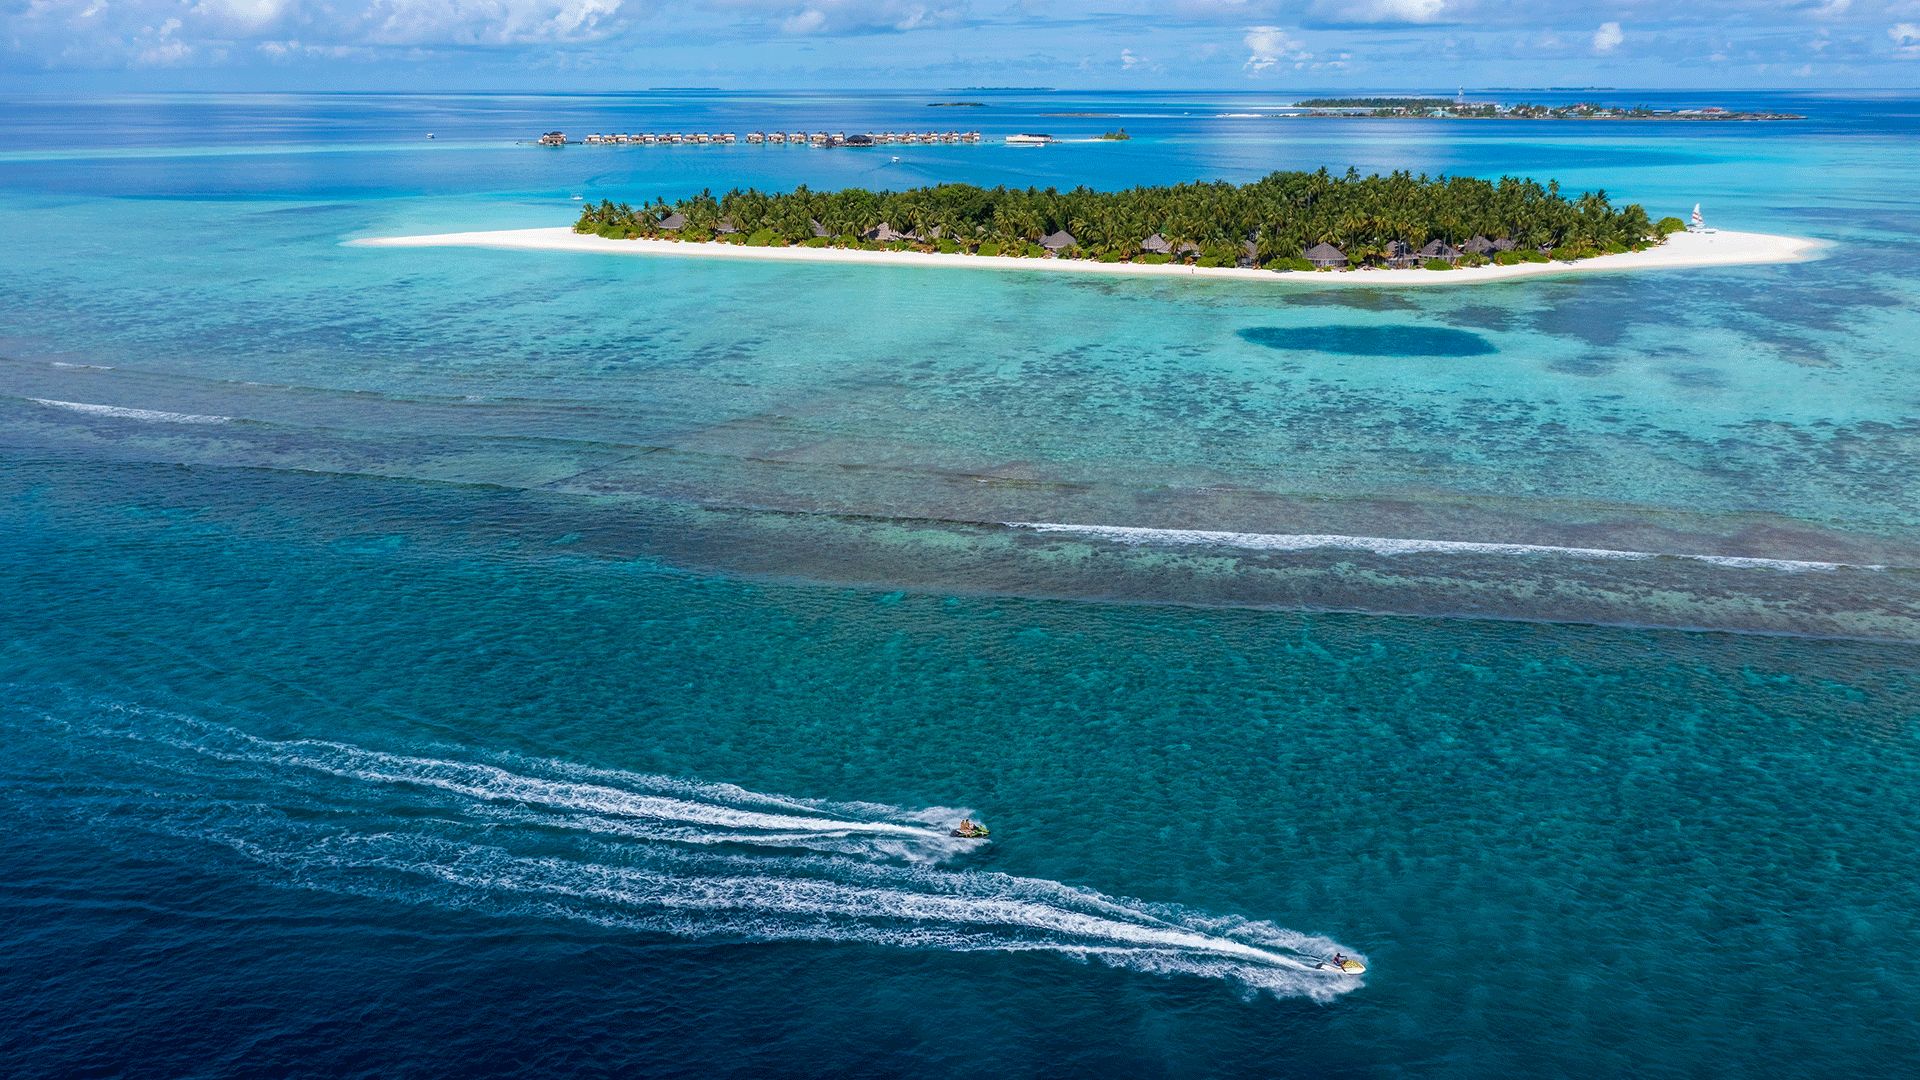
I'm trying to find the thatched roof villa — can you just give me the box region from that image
[1304,242,1348,268]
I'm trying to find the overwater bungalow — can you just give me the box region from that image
[538,131,566,146]
[1304,241,1348,268]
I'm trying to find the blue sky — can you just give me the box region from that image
[4,1,1919,89]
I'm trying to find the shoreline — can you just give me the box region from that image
[351,226,1825,285]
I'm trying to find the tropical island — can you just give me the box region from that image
[1294,98,1803,121]
[565,169,1667,270]
[359,168,1821,284]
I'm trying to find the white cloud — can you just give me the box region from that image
[12,0,633,65]
[1317,0,1444,23]
[1893,22,1920,55]
[1242,24,1306,69]
[1592,21,1622,54]
[731,0,968,36]
[782,8,829,31]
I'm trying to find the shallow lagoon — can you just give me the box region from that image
[2,91,1918,1078]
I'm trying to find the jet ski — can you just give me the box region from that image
[950,820,990,839]
[1314,956,1366,974]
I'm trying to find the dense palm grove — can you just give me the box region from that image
[571,168,1663,268]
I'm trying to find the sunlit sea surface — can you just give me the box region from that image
[2,90,1917,1078]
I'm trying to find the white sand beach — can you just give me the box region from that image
[352,226,1824,285]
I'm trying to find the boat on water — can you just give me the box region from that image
[1315,954,1366,974]
[1689,203,1716,234]
[950,819,990,838]
[1005,133,1053,146]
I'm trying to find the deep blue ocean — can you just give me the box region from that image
[3,89,1918,1078]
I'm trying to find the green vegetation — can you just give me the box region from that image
[572,168,1658,269]
[1298,98,1454,109]
[1656,216,1687,237]
[1099,129,1131,140]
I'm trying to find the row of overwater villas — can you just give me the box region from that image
[541,131,985,147]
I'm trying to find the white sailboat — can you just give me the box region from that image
[1689,203,1715,234]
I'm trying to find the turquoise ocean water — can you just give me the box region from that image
[3,90,1918,1077]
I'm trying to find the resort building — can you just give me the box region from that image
[544,127,987,150]
[1304,242,1348,268]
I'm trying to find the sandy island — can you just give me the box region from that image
[352,226,1824,285]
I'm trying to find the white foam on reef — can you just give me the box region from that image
[1008,521,1885,572]
[30,700,1365,1002]
[30,398,231,425]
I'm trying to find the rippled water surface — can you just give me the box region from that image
[3,91,1919,1078]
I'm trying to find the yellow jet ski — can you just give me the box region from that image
[1315,955,1366,974]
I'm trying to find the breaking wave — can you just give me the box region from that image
[30,397,232,425]
[1009,521,1884,572]
[5,695,1364,1002]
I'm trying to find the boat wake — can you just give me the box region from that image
[4,693,1364,1002]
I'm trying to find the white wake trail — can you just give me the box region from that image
[25,700,1367,1002]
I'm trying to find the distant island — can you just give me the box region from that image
[1297,98,1456,110]
[928,102,986,107]
[566,168,1668,271]
[1294,99,1803,121]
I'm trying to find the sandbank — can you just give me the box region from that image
[351,226,1824,285]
